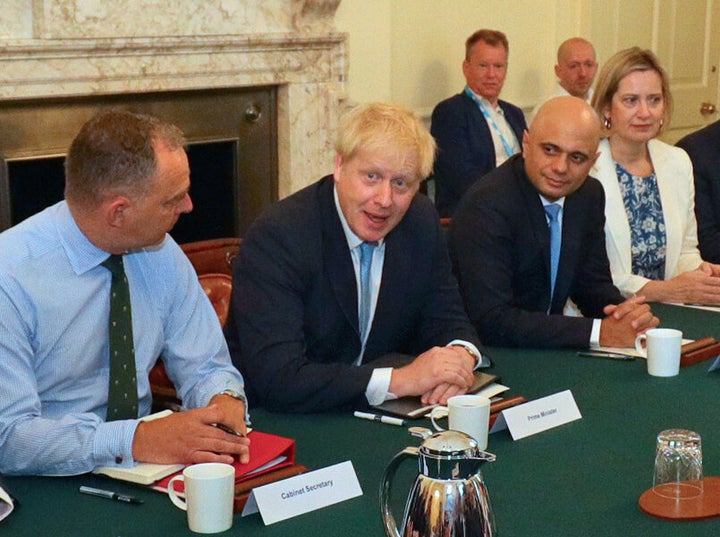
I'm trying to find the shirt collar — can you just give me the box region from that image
[466,86,503,114]
[333,185,384,250]
[539,194,566,208]
[54,201,112,275]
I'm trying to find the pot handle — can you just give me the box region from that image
[379,447,418,537]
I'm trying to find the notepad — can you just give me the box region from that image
[0,484,15,522]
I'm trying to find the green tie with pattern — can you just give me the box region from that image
[102,254,138,421]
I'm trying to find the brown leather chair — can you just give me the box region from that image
[180,237,241,276]
[149,238,241,409]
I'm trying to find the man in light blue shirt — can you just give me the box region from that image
[0,111,249,475]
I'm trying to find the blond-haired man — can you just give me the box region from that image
[226,103,487,412]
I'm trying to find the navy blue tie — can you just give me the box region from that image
[102,255,138,421]
[544,204,561,300]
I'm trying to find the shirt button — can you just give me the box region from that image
[115,456,123,464]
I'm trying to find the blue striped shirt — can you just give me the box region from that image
[0,201,245,475]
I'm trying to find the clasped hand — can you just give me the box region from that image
[390,346,476,405]
[599,295,659,348]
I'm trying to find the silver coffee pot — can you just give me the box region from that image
[380,427,497,537]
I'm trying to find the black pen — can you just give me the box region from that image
[212,422,247,437]
[79,485,143,505]
[577,351,636,361]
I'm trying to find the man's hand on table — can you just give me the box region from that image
[132,396,250,465]
[599,295,659,347]
[390,345,475,404]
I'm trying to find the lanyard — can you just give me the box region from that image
[464,86,517,159]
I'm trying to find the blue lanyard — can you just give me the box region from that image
[464,86,517,159]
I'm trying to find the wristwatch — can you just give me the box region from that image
[451,343,481,365]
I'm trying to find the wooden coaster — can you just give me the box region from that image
[639,476,720,520]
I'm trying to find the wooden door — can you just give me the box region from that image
[588,0,720,142]
[656,0,720,142]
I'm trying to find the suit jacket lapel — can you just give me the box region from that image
[553,195,582,310]
[318,178,360,335]
[463,92,496,162]
[516,160,552,307]
[499,101,525,146]
[365,213,414,354]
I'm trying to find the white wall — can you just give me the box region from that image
[335,0,590,115]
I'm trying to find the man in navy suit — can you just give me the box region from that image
[431,29,528,217]
[677,120,720,263]
[225,103,486,412]
[449,96,658,348]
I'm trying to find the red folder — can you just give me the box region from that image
[153,430,296,492]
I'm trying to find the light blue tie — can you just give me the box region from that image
[358,241,377,343]
[544,204,561,301]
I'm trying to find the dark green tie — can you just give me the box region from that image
[102,255,138,421]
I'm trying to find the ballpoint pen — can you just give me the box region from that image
[79,485,143,505]
[577,351,636,361]
[212,422,247,437]
[353,411,406,427]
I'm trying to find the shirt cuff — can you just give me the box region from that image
[93,419,139,468]
[447,339,489,368]
[365,367,395,406]
[589,318,602,347]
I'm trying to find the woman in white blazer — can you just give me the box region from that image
[591,47,720,304]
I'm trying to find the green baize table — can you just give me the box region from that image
[3,303,720,536]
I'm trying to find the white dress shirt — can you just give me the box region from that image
[333,188,484,405]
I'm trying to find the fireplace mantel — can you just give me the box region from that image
[0,0,347,197]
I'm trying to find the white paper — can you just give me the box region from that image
[592,339,692,359]
[493,390,581,440]
[476,383,510,399]
[0,485,15,522]
[242,460,362,525]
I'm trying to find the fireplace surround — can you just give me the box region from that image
[0,0,347,235]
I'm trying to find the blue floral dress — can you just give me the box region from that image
[615,162,666,280]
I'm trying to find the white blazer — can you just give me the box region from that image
[591,138,703,296]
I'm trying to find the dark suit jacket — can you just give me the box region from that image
[676,120,720,263]
[448,155,624,348]
[225,176,481,412]
[431,91,527,218]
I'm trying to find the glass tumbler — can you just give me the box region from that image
[652,429,703,499]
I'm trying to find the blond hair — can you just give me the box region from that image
[591,47,673,131]
[335,103,436,181]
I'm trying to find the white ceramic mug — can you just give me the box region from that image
[430,394,491,450]
[167,462,235,534]
[635,328,682,377]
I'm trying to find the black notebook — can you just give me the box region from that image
[370,371,499,419]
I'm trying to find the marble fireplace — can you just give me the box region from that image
[0,0,347,238]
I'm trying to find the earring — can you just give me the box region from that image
[660,118,665,127]
[603,116,612,129]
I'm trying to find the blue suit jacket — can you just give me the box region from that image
[449,155,624,348]
[431,91,527,217]
[225,176,481,412]
[676,120,720,263]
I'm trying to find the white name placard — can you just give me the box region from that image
[492,389,581,440]
[242,460,363,525]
